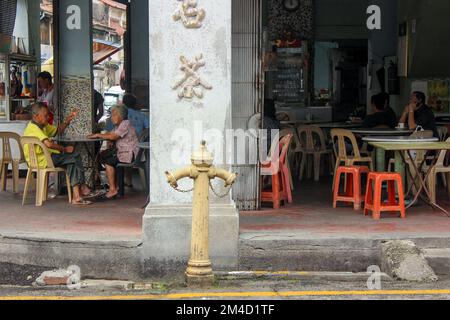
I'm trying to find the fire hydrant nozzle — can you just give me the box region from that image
[209,168,237,187]
[165,141,237,287]
[165,166,198,189]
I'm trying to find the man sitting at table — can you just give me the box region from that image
[88,105,139,200]
[23,102,93,205]
[399,91,438,138]
[363,94,397,128]
[379,92,398,124]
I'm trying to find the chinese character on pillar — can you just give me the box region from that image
[172,54,212,100]
[173,0,206,29]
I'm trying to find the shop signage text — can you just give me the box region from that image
[367,5,381,30]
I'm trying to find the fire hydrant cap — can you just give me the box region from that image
[191,141,214,166]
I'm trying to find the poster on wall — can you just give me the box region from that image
[411,80,428,95]
[427,80,450,114]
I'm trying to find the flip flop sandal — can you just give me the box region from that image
[83,190,104,199]
[72,200,93,206]
[97,194,118,201]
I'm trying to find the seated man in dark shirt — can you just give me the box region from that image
[379,92,398,125]
[399,91,438,138]
[363,94,396,128]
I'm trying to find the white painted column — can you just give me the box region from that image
[142,0,238,276]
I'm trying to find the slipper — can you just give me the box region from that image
[97,194,118,201]
[72,200,93,206]
[83,190,104,199]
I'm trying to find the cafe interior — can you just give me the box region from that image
[235,0,450,239]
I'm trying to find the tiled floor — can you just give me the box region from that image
[240,178,450,240]
[0,179,144,242]
[1,174,450,242]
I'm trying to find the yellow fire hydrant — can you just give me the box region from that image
[165,141,237,287]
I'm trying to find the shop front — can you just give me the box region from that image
[1,0,450,280]
[0,0,41,167]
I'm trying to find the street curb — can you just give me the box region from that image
[214,271,393,282]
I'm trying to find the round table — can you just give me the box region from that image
[362,135,439,174]
[362,136,439,143]
[350,128,414,136]
[281,121,363,129]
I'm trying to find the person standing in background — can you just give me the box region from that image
[37,71,56,124]
[94,90,105,124]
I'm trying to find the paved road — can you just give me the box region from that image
[1,276,450,300]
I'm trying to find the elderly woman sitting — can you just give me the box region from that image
[89,105,139,200]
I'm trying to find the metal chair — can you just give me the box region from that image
[20,137,72,206]
[0,132,25,194]
[117,129,149,197]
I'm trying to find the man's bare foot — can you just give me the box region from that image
[81,185,92,197]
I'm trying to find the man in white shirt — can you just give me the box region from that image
[37,71,55,114]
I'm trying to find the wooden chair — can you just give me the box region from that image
[0,132,25,193]
[426,137,450,203]
[330,129,374,179]
[20,137,72,206]
[297,125,334,181]
[260,134,293,209]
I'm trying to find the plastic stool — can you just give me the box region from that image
[333,166,370,210]
[364,172,406,220]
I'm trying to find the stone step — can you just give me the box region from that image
[423,248,450,276]
[239,238,382,273]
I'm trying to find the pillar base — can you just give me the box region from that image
[141,203,239,277]
[185,273,215,288]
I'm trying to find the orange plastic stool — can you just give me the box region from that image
[333,166,370,210]
[364,172,406,220]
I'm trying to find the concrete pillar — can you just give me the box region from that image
[27,0,41,62]
[56,0,94,183]
[142,0,238,276]
[130,0,149,110]
[367,0,398,110]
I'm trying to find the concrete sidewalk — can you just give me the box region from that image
[1,177,450,280]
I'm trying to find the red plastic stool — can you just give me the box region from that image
[364,172,406,220]
[333,166,370,210]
